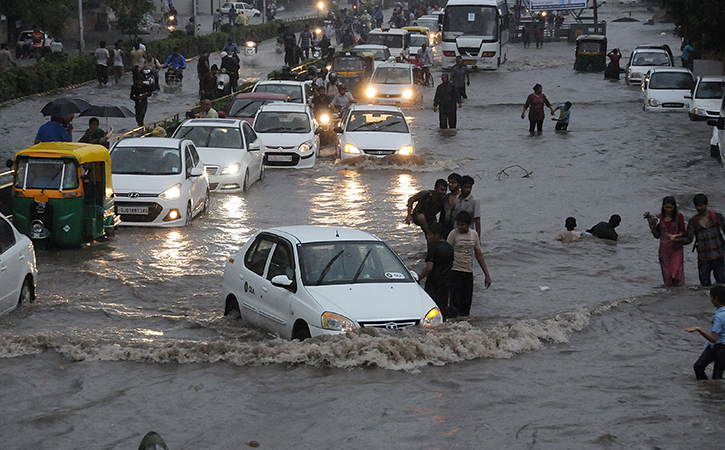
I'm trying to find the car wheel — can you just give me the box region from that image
[224,295,241,317]
[711,144,720,159]
[18,276,34,305]
[689,112,695,121]
[202,189,210,213]
[185,202,193,226]
[242,170,249,192]
[258,164,265,181]
[292,321,311,341]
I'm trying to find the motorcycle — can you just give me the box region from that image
[245,40,257,55]
[314,106,339,146]
[139,67,158,95]
[164,66,183,91]
[216,68,231,98]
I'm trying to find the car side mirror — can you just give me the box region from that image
[189,167,204,177]
[270,274,293,287]
[409,270,419,282]
[249,142,261,151]
[6,159,13,168]
[333,126,343,133]
[314,127,321,135]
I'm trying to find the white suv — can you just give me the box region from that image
[110,137,209,226]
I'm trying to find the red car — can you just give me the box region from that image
[226,92,290,124]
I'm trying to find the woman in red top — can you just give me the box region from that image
[605,48,622,80]
[646,196,686,286]
[521,83,555,134]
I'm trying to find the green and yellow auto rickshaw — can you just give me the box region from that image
[331,50,375,98]
[8,142,120,246]
[574,35,607,72]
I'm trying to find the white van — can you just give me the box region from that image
[366,28,411,57]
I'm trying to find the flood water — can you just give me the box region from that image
[2,3,725,449]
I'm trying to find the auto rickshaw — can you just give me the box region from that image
[574,35,607,72]
[331,50,375,98]
[7,142,120,246]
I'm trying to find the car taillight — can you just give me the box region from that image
[481,51,496,57]
[443,50,456,57]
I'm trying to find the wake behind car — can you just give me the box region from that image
[0,213,36,317]
[335,105,415,161]
[642,67,694,113]
[222,226,442,340]
[110,137,209,226]
[253,103,320,169]
[365,62,423,107]
[687,76,725,121]
[172,118,264,193]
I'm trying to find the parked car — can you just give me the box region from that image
[225,92,290,124]
[365,62,423,107]
[138,14,162,34]
[642,67,694,112]
[253,103,320,169]
[625,45,673,86]
[251,80,312,104]
[220,1,261,16]
[110,137,209,226]
[15,30,63,58]
[352,44,393,69]
[172,118,264,193]
[708,95,725,165]
[687,76,725,121]
[222,225,443,340]
[335,105,415,161]
[0,213,36,317]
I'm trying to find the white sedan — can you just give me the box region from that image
[0,213,37,316]
[253,103,320,169]
[222,226,442,340]
[110,137,209,226]
[172,118,264,193]
[335,105,415,161]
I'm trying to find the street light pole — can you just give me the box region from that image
[78,0,85,56]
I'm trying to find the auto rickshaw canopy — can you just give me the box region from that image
[575,35,607,55]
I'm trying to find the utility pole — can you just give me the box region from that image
[78,0,85,56]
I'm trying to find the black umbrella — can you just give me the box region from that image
[40,98,92,117]
[80,104,136,129]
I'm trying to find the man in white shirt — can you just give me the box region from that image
[95,41,110,86]
[452,175,482,237]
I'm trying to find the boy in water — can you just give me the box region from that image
[446,211,492,318]
[556,217,581,243]
[552,101,572,131]
[686,285,725,380]
[419,223,454,319]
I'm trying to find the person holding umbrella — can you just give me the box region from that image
[78,117,113,148]
[34,116,71,144]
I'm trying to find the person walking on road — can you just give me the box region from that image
[685,285,725,380]
[130,78,150,127]
[521,83,555,135]
[450,56,470,100]
[419,223,454,320]
[112,41,124,84]
[95,41,110,86]
[646,196,686,286]
[433,74,462,129]
[676,193,725,286]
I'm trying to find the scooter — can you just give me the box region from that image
[164,66,183,91]
[245,40,257,55]
[216,68,231,98]
[139,67,158,94]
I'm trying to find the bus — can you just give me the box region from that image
[441,0,510,70]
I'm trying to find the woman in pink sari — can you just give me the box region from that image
[646,196,686,286]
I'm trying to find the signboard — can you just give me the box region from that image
[524,0,589,11]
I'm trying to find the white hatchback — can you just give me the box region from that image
[0,213,36,316]
[110,137,209,226]
[626,46,673,86]
[222,226,442,340]
[365,62,423,107]
[642,67,695,112]
[335,104,415,161]
[172,118,264,193]
[253,103,320,169]
[251,80,312,104]
[687,76,725,121]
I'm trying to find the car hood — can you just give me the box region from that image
[256,133,311,149]
[692,98,721,111]
[343,131,413,150]
[648,89,690,102]
[369,82,413,96]
[197,147,247,166]
[112,174,181,194]
[303,282,434,322]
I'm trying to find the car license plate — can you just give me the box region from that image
[267,154,292,162]
[379,99,397,105]
[463,60,476,65]
[118,206,149,215]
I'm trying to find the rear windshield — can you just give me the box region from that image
[254,84,303,102]
[410,34,427,47]
[371,67,411,84]
[111,147,182,175]
[695,81,725,99]
[649,72,694,90]
[367,33,403,49]
[254,111,311,133]
[173,125,243,149]
[333,57,364,72]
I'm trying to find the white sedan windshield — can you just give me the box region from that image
[111,147,181,175]
[174,125,243,149]
[255,112,311,133]
[300,242,412,286]
[346,111,409,133]
[371,67,411,84]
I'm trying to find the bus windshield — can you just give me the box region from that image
[443,5,498,40]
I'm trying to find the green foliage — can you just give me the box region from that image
[658,0,725,58]
[107,0,156,36]
[0,0,76,38]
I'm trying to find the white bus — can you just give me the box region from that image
[441,0,510,70]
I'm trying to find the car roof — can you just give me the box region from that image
[265,226,382,244]
[349,104,405,114]
[697,76,725,82]
[370,28,409,35]
[354,44,389,50]
[374,62,414,70]
[232,92,290,100]
[178,118,244,127]
[648,67,692,74]
[255,80,307,87]
[257,103,310,112]
[113,137,185,148]
[633,47,668,53]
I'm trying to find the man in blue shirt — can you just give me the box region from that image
[686,285,725,380]
[34,116,71,144]
[681,42,694,70]
[163,47,186,71]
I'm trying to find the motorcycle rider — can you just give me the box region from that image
[332,84,355,112]
[417,42,434,85]
[222,36,241,55]
[163,47,186,83]
[324,72,341,100]
[373,7,384,28]
[220,51,240,90]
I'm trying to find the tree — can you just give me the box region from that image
[106,0,156,37]
[658,0,725,60]
[0,0,76,38]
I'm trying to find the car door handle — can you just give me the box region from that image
[18,255,25,261]
[238,273,245,281]
[262,286,268,293]
[0,265,6,272]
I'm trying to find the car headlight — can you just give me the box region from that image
[319,113,330,124]
[366,87,376,98]
[298,140,315,153]
[221,162,241,175]
[322,312,358,332]
[397,145,414,155]
[422,307,443,327]
[343,143,361,154]
[160,184,181,199]
[647,98,660,107]
[402,89,413,99]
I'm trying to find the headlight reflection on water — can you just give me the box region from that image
[311,173,368,227]
[393,174,418,229]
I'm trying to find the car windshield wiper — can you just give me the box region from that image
[260,127,286,133]
[316,249,345,284]
[351,248,373,283]
[374,119,401,131]
[351,120,384,131]
[290,127,310,132]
